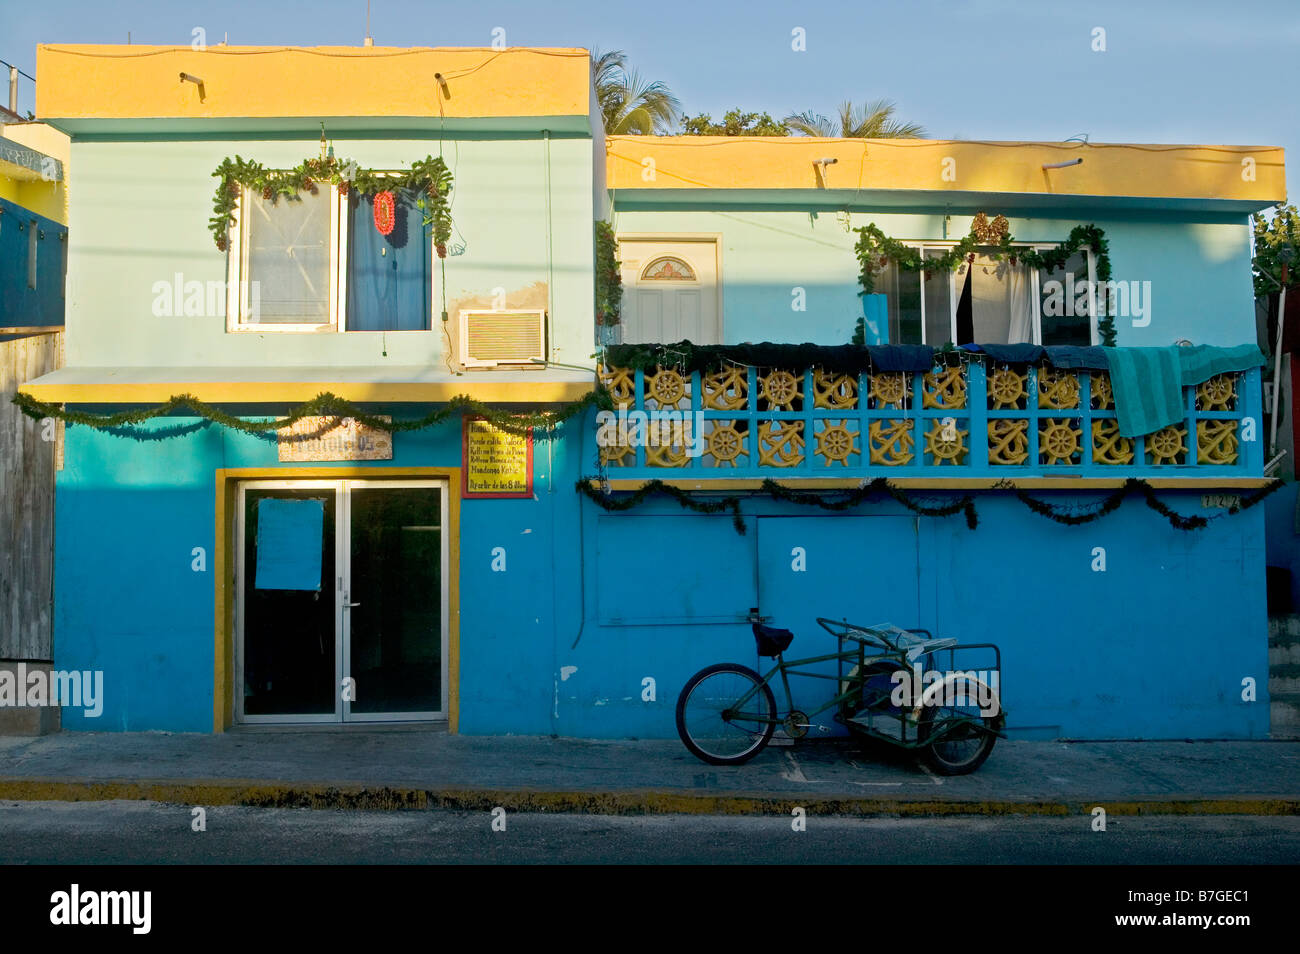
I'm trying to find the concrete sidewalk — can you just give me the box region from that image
[1,729,1298,816]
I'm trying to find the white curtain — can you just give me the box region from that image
[1007,263,1033,344]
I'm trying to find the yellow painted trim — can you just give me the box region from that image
[594,477,1276,491]
[606,136,1286,205]
[21,380,594,404]
[37,45,593,122]
[213,466,461,734]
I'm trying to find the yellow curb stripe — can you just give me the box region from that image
[0,780,1296,817]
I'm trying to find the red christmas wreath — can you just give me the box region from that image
[373,190,396,236]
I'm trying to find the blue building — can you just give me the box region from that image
[16,43,1286,740]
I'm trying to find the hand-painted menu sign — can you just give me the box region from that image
[462,417,533,498]
[277,416,393,462]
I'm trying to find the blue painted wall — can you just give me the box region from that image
[54,407,1269,739]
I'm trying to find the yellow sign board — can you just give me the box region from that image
[462,417,533,498]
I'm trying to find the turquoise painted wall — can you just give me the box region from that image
[611,207,1257,348]
[53,411,1269,739]
[64,134,595,370]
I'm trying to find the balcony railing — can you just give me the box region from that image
[595,360,1264,478]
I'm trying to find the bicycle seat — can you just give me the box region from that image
[752,623,794,657]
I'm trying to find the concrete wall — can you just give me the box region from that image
[610,207,1257,348]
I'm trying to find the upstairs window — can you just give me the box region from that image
[874,243,1097,347]
[226,180,437,333]
[227,185,340,331]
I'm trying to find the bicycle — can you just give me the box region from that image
[675,616,1006,775]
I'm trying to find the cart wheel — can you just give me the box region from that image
[917,696,998,776]
[676,663,777,765]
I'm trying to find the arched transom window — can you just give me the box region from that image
[640,256,697,282]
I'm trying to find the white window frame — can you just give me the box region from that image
[226,183,342,333]
[900,241,1097,347]
[336,179,438,333]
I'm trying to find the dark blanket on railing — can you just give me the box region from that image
[960,343,1110,369]
[603,341,937,374]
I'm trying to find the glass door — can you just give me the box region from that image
[236,479,448,724]
[237,482,342,723]
[343,481,447,720]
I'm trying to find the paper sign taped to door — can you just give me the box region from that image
[255,498,325,591]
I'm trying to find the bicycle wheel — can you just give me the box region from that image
[916,688,999,776]
[676,663,777,765]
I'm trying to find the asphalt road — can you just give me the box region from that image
[1,800,1298,864]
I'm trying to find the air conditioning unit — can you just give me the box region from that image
[458,309,547,368]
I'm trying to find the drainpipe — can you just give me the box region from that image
[1270,250,1294,456]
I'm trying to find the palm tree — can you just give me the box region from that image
[784,98,925,138]
[591,49,682,135]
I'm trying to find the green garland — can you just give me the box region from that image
[12,388,609,439]
[209,154,453,252]
[854,221,1116,346]
[594,221,623,326]
[576,477,747,533]
[997,476,1283,530]
[578,476,1282,535]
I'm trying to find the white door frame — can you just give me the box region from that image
[615,232,724,343]
[235,478,449,724]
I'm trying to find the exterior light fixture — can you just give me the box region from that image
[1042,158,1083,170]
[813,157,838,187]
[434,73,450,97]
[178,72,205,101]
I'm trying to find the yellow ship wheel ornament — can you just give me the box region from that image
[1197,375,1235,411]
[815,421,858,466]
[707,422,746,466]
[599,442,635,467]
[760,369,801,410]
[647,367,687,408]
[1147,425,1187,464]
[925,418,966,464]
[988,367,1027,409]
[868,372,907,408]
[1039,421,1080,465]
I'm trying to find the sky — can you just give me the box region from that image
[2,0,1296,201]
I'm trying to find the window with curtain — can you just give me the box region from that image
[345,188,431,332]
[876,243,1095,346]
